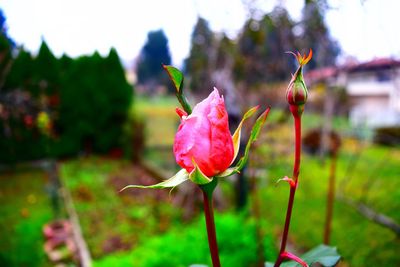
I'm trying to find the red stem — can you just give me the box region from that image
[274,113,302,267]
[202,190,221,267]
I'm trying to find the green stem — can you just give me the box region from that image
[176,92,192,115]
[200,178,221,267]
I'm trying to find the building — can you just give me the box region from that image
[306,58,400,128]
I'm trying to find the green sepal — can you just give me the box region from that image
[215,167,239,178]
[235,107,270,171]
[189,160,212,185]
[265,245,341,267]
[163,64,192,114]
[120,169,189,191]
[231,106,259,164]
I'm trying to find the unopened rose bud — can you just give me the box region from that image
[285,49,312,108]
[174,88,234,177]
[286,76,308,106]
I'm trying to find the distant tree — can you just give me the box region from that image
[298,0,340,69]
[33,41,60,96]
[0,9,15,89]
[184,17,215,96]
[57,50,132,156]
[136,29,171,88]
[234,6,296,88]
[215,34,236,70]
[266,6,297,80]
[3,49,33,91]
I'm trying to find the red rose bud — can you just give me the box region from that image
[286,77,308,106]
[286,49,312,107]
[173,88,234,177]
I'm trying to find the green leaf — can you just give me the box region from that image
[163,64,192,114]
[265,245,341,267]
[189,161,212,185]
[120,169,189,191]
[163,65,184,93]
[231,106,259,163]
[235,107,270,171]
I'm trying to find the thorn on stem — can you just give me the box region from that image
[276,176,296,188]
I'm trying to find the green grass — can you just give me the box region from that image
[254,124,400,267]
[93,213,277,267]
[60,157,181,259]
[0,168,53,267]
[133,95,178,147]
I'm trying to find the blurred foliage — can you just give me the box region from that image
[0,39,133,163]
[234,7,296,87]
[183,2,340,95]
[137,29,172,92]
[184,17,215,96]
[0,9,14,88]
[93,213,276,267]
[0,168,53,267]
[373,126,400,146]
[299,0,340,70]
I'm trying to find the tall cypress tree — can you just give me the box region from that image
[136,29,171,87]
[0,9,15,89]
[184,17,215,96]
[234,6,296,87]
[299,0,340,69]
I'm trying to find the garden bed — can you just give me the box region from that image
[60,157,181,259]
[0,167,54,267]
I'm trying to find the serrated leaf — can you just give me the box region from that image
[189,160,212,185]
[231,106,259,164]
[235,107,270,171]
[265,245,341,267]
[120,169,189,191]
[163,65,184,93]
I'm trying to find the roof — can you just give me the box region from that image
[304,66,338,84]
[304,57,400,84]
[343,58,400,72]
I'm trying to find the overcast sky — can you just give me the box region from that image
[1,0,398,67]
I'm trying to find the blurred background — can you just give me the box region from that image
[0,0,399,266]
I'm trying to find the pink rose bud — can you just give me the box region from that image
[173,88,234,177]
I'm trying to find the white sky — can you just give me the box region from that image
[0,0,399,68]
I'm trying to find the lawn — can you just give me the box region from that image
[60,157,277,266]
[0,166,54,267]
[254,121,400,267]
[60,158,180,259]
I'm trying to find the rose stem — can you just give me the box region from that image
[200,178,221,267]
[275,108,303,267]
